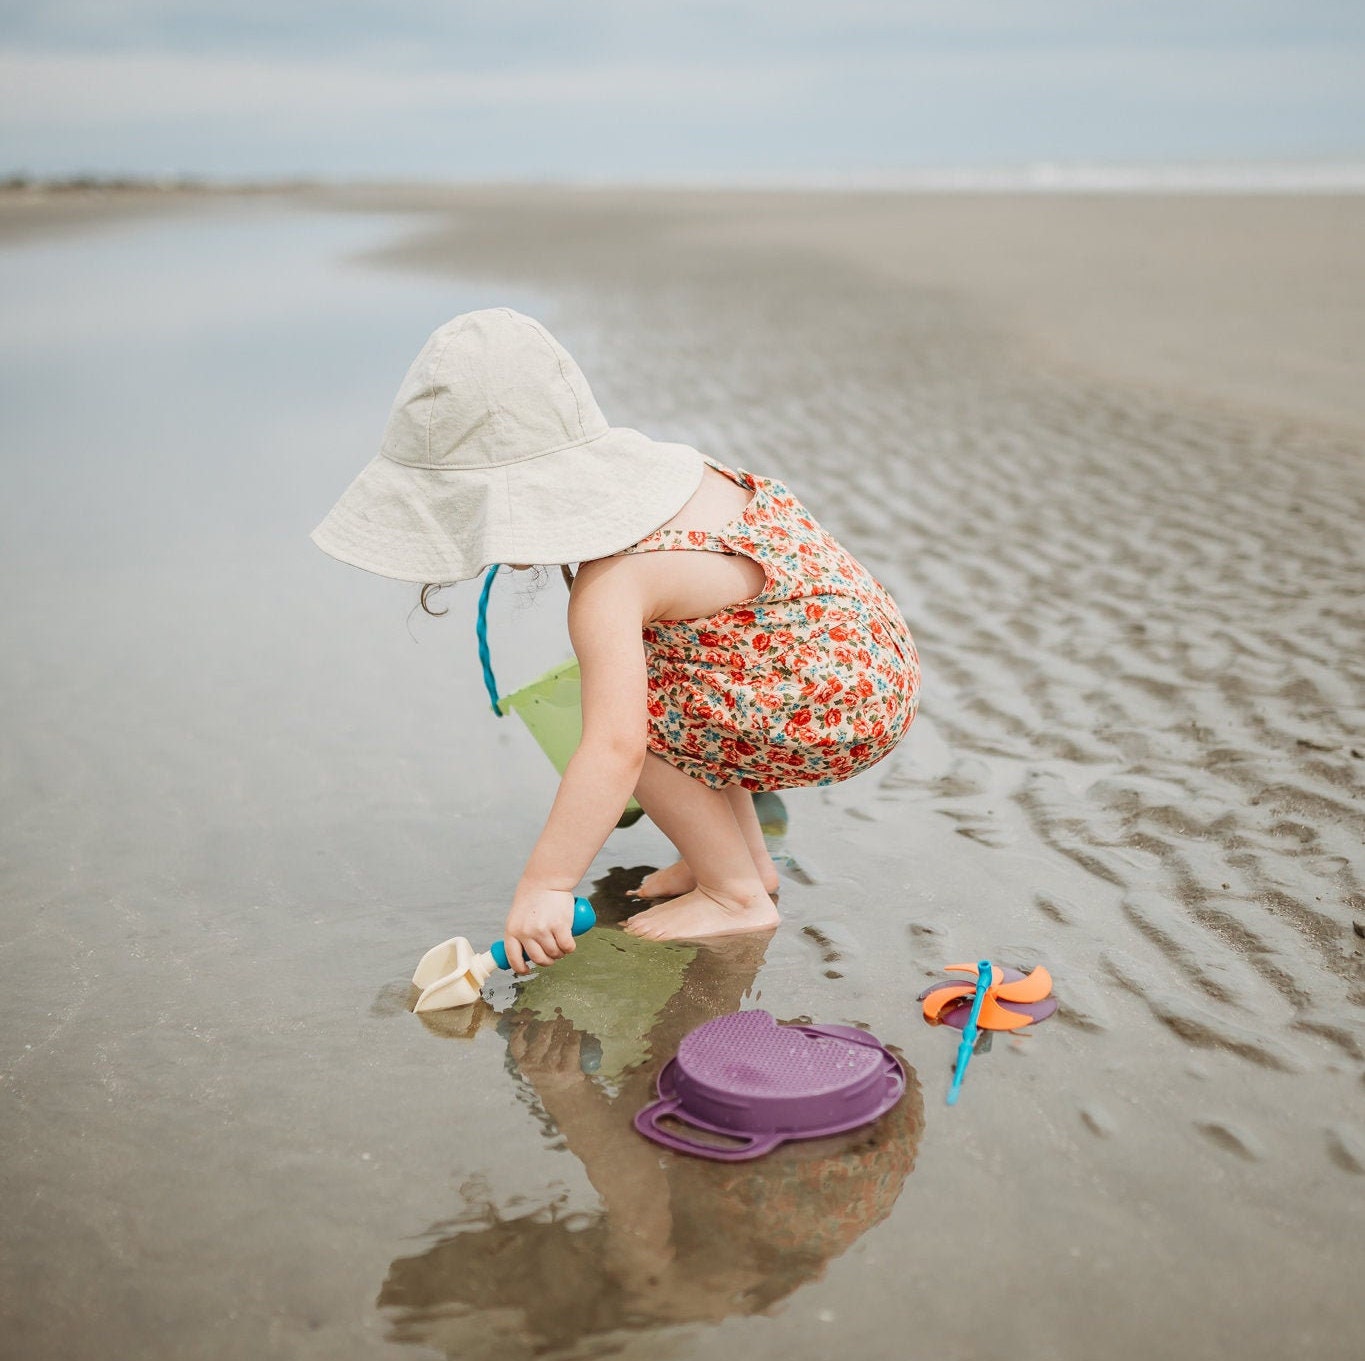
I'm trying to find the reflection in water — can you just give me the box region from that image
[380,876,924,1359]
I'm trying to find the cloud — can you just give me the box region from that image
[1,14,1361,176]
[4,1,1362,54]
[5,37,1360,126]
[0,47,812,127]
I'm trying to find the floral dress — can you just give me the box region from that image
[617,458,920,791]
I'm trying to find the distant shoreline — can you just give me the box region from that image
[5,158,1365,194]
[0,179,305,246]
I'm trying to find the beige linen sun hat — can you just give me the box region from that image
[310,307,707,583]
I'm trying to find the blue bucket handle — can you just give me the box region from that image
[476,565,503,716]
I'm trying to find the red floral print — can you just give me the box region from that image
[617,458,920,790]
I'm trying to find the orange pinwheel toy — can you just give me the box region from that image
[920,963,1057,1032]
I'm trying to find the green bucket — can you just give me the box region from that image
[478,569,643,829]
[500,658,645,828]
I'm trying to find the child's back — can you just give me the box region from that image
[609,455,918,795]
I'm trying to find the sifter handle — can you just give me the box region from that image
[632,1097,782,1161]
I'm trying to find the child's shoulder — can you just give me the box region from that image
[566,552,659,635]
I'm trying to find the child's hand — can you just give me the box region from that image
[504,1014,586,1090]
[502,886,579,975]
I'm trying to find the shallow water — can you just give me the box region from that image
[2,195,1363,1360]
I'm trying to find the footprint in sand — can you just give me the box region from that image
[802,923,857,979]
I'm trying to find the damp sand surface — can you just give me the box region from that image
[1,186,1363,1361]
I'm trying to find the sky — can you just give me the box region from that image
[2,1,1363,183]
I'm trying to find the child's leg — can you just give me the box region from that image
[628,787,780,898]
[724,787,781,888]
[623,753,778,940]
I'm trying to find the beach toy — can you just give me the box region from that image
[412,896,597,1013]
[918,961,1056,1106]
[919,962,1057,1031]
[477,567,643,828]
[634,1009,904,1161]
[944,960,992,1106]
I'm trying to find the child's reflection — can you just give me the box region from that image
[380,885,923,1358]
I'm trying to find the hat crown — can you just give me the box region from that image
[380,308,608,470]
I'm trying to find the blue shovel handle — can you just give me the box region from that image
[489,896,596,970]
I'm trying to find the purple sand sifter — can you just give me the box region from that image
[634,1009,905,1162]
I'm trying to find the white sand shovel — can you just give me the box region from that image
[411,896,597,1012]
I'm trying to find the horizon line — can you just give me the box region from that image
[7,157,1365,194]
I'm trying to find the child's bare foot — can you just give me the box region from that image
[626,860,697,899]
[627,859,780,900]
[623,885,779,941]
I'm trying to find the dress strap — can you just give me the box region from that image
[616,455,751,557]
[618,527,736,557]
[701,455,747,488]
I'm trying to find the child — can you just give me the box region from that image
[312,308,919,972]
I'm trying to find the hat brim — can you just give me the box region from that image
[309,427,707,584]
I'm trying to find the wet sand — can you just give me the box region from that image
[309,180,1365,436]
[1,185,1362,1360]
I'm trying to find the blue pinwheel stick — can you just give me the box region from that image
[946,959,993,1106]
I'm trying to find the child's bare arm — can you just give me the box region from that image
[502,558,651,972]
